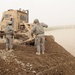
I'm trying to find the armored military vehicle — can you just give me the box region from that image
[0,9,35,44]
[0,9,54,44]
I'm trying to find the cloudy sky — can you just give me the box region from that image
[0,0,75,26]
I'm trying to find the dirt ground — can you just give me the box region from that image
[0,36,75,75]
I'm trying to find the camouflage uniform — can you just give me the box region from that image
[4,21,14,51]
[31,19,48,55]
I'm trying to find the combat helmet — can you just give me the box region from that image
[34,19,39,24]
[8,21,12,25]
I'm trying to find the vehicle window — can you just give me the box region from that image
[4,14,9,18]
[20,15,26,21]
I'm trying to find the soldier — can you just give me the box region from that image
[4,21,14,52]
[31,19,48,55]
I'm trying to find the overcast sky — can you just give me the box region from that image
[0,0,75,26]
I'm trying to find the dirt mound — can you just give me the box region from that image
[0,36,75,75]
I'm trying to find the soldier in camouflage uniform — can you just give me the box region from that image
[31,19,48,55]
[4,21,14,51]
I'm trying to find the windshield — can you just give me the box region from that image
[4,14,9,18]
[20,15,27,21]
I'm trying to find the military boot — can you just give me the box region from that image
[6,48,8,51]
[42,51,44,54]
[36,52,40,55]
[8,49,14,52]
